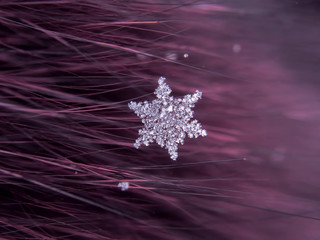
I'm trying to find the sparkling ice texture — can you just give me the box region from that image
[128,77,207,160]
[118,182,129,191]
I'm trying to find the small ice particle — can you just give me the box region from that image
[118,182,129,191]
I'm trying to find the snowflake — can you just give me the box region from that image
[128,77,207,160]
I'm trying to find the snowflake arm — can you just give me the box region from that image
[154,76,172,99]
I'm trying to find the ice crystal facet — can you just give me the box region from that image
[128,77,207,160]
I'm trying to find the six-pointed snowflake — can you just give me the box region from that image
[128,77,207,160]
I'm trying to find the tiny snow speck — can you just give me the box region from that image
[128,77,207,160]
[118,182,129,191]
